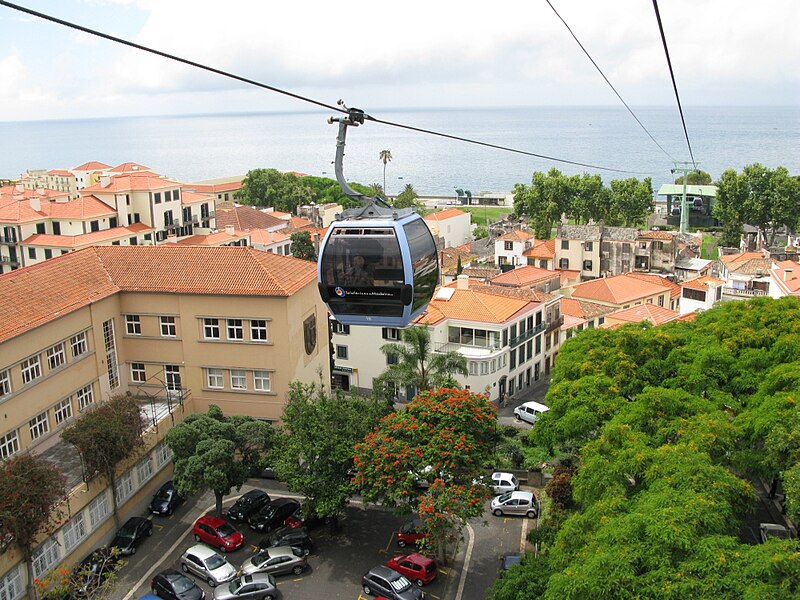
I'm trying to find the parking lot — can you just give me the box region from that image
[109,479,529,600]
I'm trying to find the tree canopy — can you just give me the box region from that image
[234,168,313,213]
[270,382,387,524]
[674,170,712,185]
[490,296,800,599]
[166,405,273,516]
[290,231,316,261]
[394,184,420,210]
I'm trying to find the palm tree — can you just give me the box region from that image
[380,326,468,394]
[379,150,392,196]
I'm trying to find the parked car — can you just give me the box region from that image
[491,491,537,518]
[258,526,314,556]
[513,401,549,425]
[499,552,523,572]
[385,553,437,586]
[151,568,205,600]
[248,498,300,533]
[361,565,425,600]
[150,480,183,516]
[192,516,244,552]
[396,518,426,548]
[240,545,307,576]
[180,544,237,587]
[212,573,278,600]
[490,472,519,495]
[228,490,271,523]
[110,516,153,555]
[759,522,796,543]
[283,506,326,531]
[72,547,123,596]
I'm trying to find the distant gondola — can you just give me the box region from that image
[317,105,439,327]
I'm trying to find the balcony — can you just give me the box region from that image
[545,315,564,333]
[0,256,19,266]
[723,286,768,297]
[435,341,503,359]
[0,236,18,245]
[510,322,547,347]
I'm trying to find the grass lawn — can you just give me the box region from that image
[456,206,512,227]
[700,234,718,260]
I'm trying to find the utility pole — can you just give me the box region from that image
[671,162,699,235]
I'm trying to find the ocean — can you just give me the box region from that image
[0,106,797,197]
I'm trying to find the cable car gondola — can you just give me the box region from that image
[317,105,439,327]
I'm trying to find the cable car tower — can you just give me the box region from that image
[317,103,439,327]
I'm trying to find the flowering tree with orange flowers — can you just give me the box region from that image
[353,388,496,563]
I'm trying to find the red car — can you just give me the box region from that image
[192,515,244,552]
[386,553,438,586]
[396,518,427,548]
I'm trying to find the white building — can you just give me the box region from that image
[494,230,535,267]
[423,208,472,249]
[678,275,725,315]
[769,260,800,298]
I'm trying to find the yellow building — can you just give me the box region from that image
[0,245,329,597]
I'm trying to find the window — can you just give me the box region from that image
[137,457,153,485]
[559,258,569,269]
[253,370,271,392]
[54,398,73,425]
[598,316,605,325]
[114,471,133,505]
[32,538,60,579]
[103,319,119,390]
[585,241,593,251]
[153,192,161,204]
[77,384,94,410]
[480,361,489,375]
[62,513,87,551]
[36,223,45,234]
[29,411,50,440]
[207,368,224,389]
[164,190,172,202]
[336,345,348,360]
[0,564,23,600]
[332,321,350,335]
[88,491,110,528]
[90,220,99,232]
[658,295,665,307]
[130,362,146,383]
[44,249,52,260]
[44,344,64,374]
[160,316,176,337]
[0,369,10,397]
[583,260,593,271]
[382,328,400,341]
[561,240,569,250]
[0,430,19,460]
[163,210,174,227]
[126,315,141,335]
[250,320,268,342]
[203,318,220,340]
[155,442,172,467]
[71,331,87,357]
[469,361,478,376]
[504,241,513,251]
[21,355,41,384]
[227,319,243,340]
[535,335,542,354]
[386,354,398,365]
[164,365,181,392]
[28,248,36,260]
[230,369,247,390]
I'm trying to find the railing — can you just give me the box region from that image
[510,322,547,347]
[435,341,503,355]
[545,315,564,333]
[0,256,18,266]
[0,236,18,245]
[723,286,767,297]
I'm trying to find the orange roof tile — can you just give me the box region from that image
[626,272,682,298]
[72,161,111,171]
[423,208,468,221]
[48,195,116,219]
[48,169,73,177]
[497,229,534,242]
[109,162,152,174]
[179,190,216,205]
[523,238,555,258]
[22,223,154,247]
[415,287,534,326]
[175,231,249,246]
[81,174,178,194]
[214,201,286,231]
[680,275,725,291]
[719,251,763,264]
[490,265,559,287]
[771,260,800,295]
[188,181,243,194]
[637,230,674,241]
[0,246,317,344]
[560,297,615,319]
[606,304,680,326]
[249,229,291,245]
[570,273,671,305]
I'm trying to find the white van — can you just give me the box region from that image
[513,401,549,425]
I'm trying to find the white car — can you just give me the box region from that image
[180,544,237,587]
[490,472,519,495]
[513,401,549,425]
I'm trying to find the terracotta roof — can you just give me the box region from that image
[21,223,154,247]
[109,162,152,174]
[570,273,671,305]
[72,161,111,171]
[626,272,682,299]
[187,181,243,194]
[423,208,468,221]
[48,169,73,177]
[557,269,581,285]
[719,251,763,264]
[178,190,215,205]
[213,201,286,231]
[638,230,674,241]
[81,174,178,194]
[560,297,615,320]
[286,216,315,233]
[415,287,535,326]
[770,260,800,295]
[48,195,116,219]
[605,304,680,326]
[680,275,725,291]
[490,265,558,287]
[497,229,534,242]
[469,284,555,304]
[249,229,291,245]
[523,238,555,258]
[725,257,772,275]
[460,266,501,280]
[0,246,317,343]
[174,231,249,246]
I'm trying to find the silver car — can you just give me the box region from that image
[490,472,519,495]
[213,573,278,600]
[490,491,537,518]
[180,544,237,587]
[240,545,306,577]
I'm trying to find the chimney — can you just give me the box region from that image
[785,269,794,282]
[225,226,234,235]
[457,274,469,290]
[29,197,41,212]
[35,187,44,195]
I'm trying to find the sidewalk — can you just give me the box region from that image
[496,374,552,418]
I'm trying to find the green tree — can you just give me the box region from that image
[290,231,316,261]
[379,150,392,196]
[39,547,124,600]
[513,169,574,239]
[712,168,748,247]
[674,170,712,185]
[380,326,468,392]
[353,388,496,562]
[368,183,384,198]
[571,173,610,224]
[234,168,313,213]
[270,381,387,525]
[62,394,145,526]
[608,177,653,227]
[0,454,66,599]
[473,225,488,240]
[166,405,273,517]
[394,183,420,210]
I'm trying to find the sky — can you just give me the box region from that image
[0,0,798,122]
